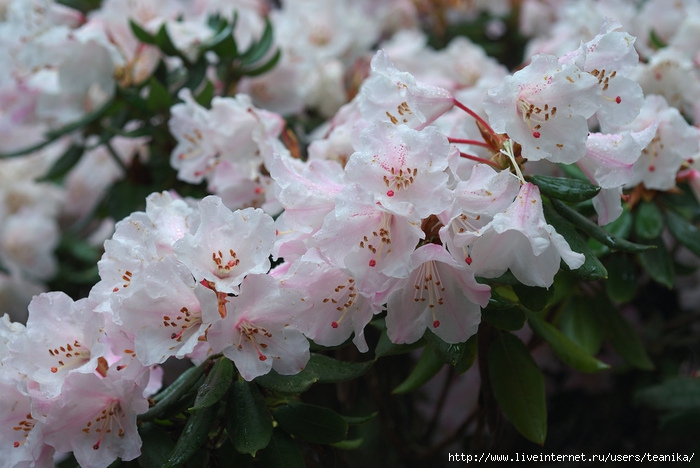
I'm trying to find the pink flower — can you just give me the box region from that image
[385,244,490,345]
[484,54,600,163]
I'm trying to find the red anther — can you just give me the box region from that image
[386,190,395,197]
[50,367,58,373]
[532,131,541,138]
[615,96,622,104]
[331,321,339,329]
[621,194,630,202]
[93,442,100,450]
[465,256,473,265]
[433,320,440,328]
[369,259,376,267]
[254,187,264,194]
[649,165,656,172]
[259,355,267,361]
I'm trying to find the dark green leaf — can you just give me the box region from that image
[605,254,637,302]
[423,329,469,366]
[129,20,157,45]
[342,412,378,425]
[181,57,209,91]
[591,296,654,370]
[482,307,526,331]
[155,24,181,58]
[227,380,273,456]
[240,49,282,77]
[332,438,364,450]
[257,428,304,468]
[138,423,175,468]
[638,237,674,288]
[199,22,235,54]
[634,201,664,239]
[392,345,444,394]
[543,204,607,280]
[551,199,654,253]
[666,209,700,257]
[488,332,547,445]
[273,401,349,444]
[38,144,84,182]
[215,440,253,468]
[530,175,600,202]
[558,163,589,181]
[659,408,700,436]
[589,206,634,256]
[523,308,609,372]
[649,29,667,49]
[191,357,234,410]
[636,378,700,411]
[141,363,205,421]
[146,76,173,112]
[512,283,555,311]
[560,298,603,356]
[454,334,478,374]
[162,405,218,468]
[305,354,373,384]
[254,368,318,394]
[486,287,519,309]
[239,18,275,65]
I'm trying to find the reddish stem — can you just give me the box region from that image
[459,152,500,169]
[453,98,496,137]
[447,137,491,148]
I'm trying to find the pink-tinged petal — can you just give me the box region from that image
[592,187,624,226]
[174,197,275,294]
[206,274,310,381]
[386,244,489,345]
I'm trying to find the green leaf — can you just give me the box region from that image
[605,254,637,302]
[634,201,664,239]
[273,401,349,444]
[191,357,234,410]
[332,438,364,450]
[560,298,603,356]
[154,24,181,58]
[199,22,235,53]
[551,199,654,253]
[454,334,478,374]
[523,308,609,372]
[423,330,469,366]
[227,380,273,456]
[635,378,700,412]
[214,440,253,468]
[257,428,305,468]
[129,20,157,45]
[342,412,378,425]
[162,405,218,468]
[146,76,173,112]
[195,80,215,108]
[512,283,555,311]
[305,354,374,384]
[254,368,318,394]
[392,345,444,394]
[240,49,282,77]
[481,307,526,331]
[138,423,176,468]
[181,57,209,91]
[638,237,674,288]
[591,296,654,370]
[589,207,634,256]
[488,332,547,445]
[529,175,600,202]
[239,18,275,65]
[649,29,667,49]
[37,144,84,183]
[666,209,700,257]
[141,363,206,421]
[543,204,608,280]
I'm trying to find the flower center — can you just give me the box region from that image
[412,261,446,327]
[516,97,556,138]
[237,320,272,361]
[47,340,89,374]
[358,212,393,267]
[322,278,358,328]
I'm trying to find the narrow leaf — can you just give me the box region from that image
[138,423,175,468]
[530,175,600,202]
[489,332,547,445]
[191,357,234,410]
[38,144,84,182]
[637,237,674,288]
[392,345,444,394]
[605,254,637,302]
[257,428,304,468]
[141,363,205,420]
[482,307,526,331]
[129,20,157,45]
[560,299,603,356]
[227,380,273,456]
[636,378,700,412]
[551,198,654,253]
[146,76,173,112]
[374,320,425,358]
[634,201,664,239]
[254,368,318,394]
[423,330,467,366]
[666,209,700,257]
[240,18,275,65]
[162,405,218,468]
[454,334,478,374]
[342,412,378,425]
[524,308,609,372]
[273,401,349,445]
[240,49,282,77]
[512,283,555,311]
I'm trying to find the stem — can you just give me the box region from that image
[447,137,491,148]
[459,152,501,169]
[103,138,129,174]
[453,98,496,137]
